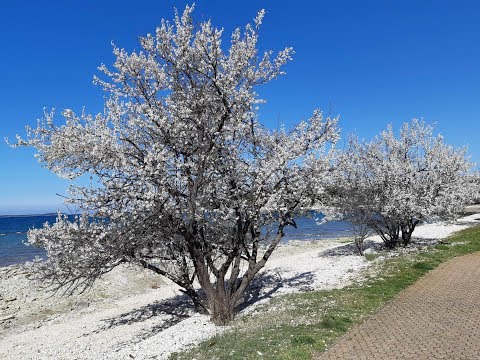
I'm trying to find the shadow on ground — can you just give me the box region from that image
[91,270,316,343]
[409,237,440,247]
[320,237,446,257]
[320,240,382,256]
[239,271,316,311]
[87,293,195,344]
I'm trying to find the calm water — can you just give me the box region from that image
[0,213,353,267]
[0,214,64,267]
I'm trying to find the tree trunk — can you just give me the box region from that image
[355,237,364,256]
[192,255,238,325]
[383,235,399,249]
[401,228,413,246]
[182,287,209,315]
[189,221,288,325]
[401,219,419,246]
[209,294,235,326]
[374,225,400,249]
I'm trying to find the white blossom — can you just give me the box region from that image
[14,6,337,324]
[330,119,475,248]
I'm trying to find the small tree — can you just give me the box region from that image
[346,210,374,256]
[13,6,338,324]
[333,120,474,249]
[324,171,375,254]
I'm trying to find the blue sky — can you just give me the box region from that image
[1,0,479,215]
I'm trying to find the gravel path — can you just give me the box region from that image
[317,252,480,360]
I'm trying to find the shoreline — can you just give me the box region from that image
[0,213,353,269]
[0,214,478,359]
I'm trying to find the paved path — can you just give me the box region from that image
[317,253,480,359]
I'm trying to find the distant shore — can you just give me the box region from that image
[0,213,60,218]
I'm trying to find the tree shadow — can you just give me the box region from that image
[88,293,197,344]
[458,218,480,224]
[320,235,449,256]
[89,270,316,342]
[408,237,439,247]
[320,240,382,256]
[238,270,316,311]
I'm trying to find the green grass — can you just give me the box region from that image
[170,225,480,360]
[364,253,381,261]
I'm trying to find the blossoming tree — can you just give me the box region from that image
[14,6,338,324]
[332,120,474,249]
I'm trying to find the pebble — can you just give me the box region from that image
[0,214,477,359]
[0,314,15,322]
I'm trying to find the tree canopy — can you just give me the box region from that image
[15,5,338,324]
[331,120,475,248]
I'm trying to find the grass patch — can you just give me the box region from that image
[170,225,480,360]
[291,335,316,346]
[412,261,436,271]
[320,314,353,332]
[364,253,381,261]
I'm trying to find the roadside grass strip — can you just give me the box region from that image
[171,225,480,359]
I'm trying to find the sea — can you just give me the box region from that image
[0,213,353,267]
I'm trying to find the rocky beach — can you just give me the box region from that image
[0,214,478,359]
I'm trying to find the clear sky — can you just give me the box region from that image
[1,0,479,215]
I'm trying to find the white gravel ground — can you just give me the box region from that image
[0,214,478,359]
